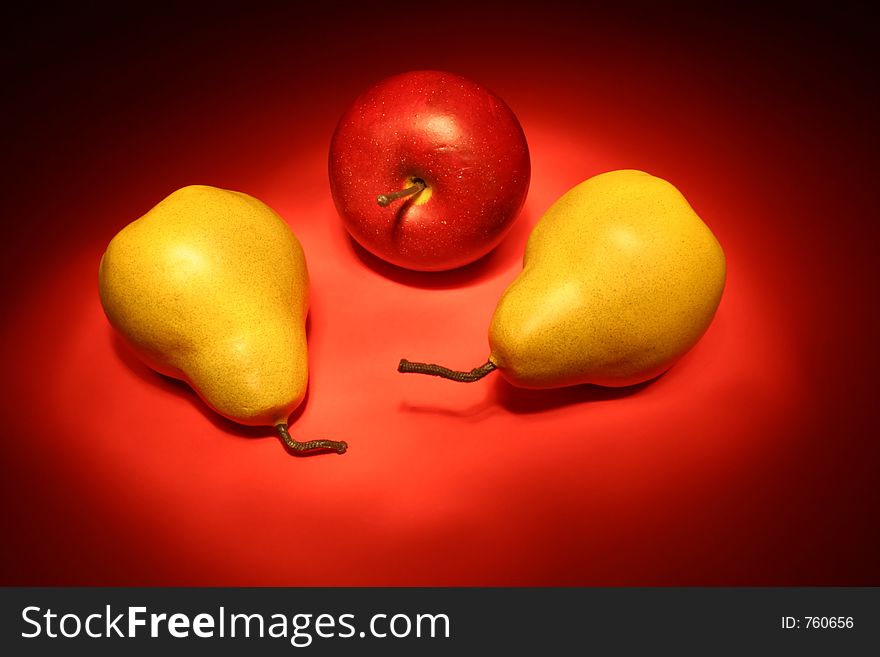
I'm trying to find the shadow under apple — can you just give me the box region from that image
[344,202,536,290]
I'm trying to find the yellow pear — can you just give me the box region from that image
[399,169,726,389]
[99,185,346,454]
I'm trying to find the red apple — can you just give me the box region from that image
[328,70,530,271]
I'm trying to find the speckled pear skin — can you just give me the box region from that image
[488,170,726,389]
[98,185,309,427]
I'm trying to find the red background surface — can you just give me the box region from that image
[1,2,877,585]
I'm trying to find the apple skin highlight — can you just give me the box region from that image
[328,70,531,271]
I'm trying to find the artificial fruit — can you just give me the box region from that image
[399,169,726,388]
[98,185,347,454]
[329,70,530,271]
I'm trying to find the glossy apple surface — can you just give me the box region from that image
[328,70,530,271]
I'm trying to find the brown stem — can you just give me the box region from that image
[276,424,347,455]
[377,179,426,207]
[398,359,496,383]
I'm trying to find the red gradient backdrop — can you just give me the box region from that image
[1,3,877,585]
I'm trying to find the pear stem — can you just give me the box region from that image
[398,359,497,383]
[377,180,426,207]
[276,424,347,455]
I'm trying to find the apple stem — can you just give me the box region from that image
[398,358,497,383]
[276,423,347,455]
[377,179,426,207]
